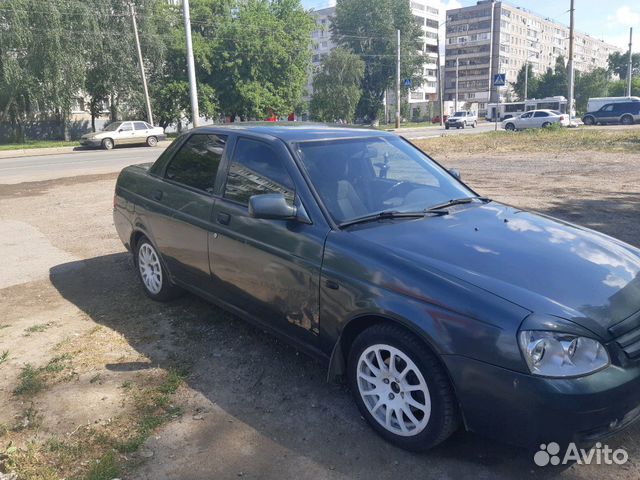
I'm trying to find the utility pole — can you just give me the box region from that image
[524,62,528,101]
[455,57,459,112]
[129,2,153,125]
[627,27,634,97]
[436,25,444,127]
[183,0,200,128]
[487,0,495,112]
[396,29,401,129]
[567,0,575,125]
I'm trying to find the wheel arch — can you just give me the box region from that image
[327,313,446,383]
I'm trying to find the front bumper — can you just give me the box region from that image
[443,355,640,448]
[79,138,102,147]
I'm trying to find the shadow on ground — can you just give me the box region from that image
[49,253,626,479]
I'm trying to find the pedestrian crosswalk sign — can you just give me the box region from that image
[493,73,506,86]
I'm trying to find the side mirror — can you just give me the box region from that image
[449,168,461,180]
[249,193,297,220]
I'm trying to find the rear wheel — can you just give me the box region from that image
[621,115,634,125]
[102,138,114,150]
[472,121,477,128]
[146,136,158,147]
[505,122,516,131]
[541,122,552,128]
[348,323,460,451]
[134,236,182,301]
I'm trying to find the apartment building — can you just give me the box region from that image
[307,1,440,120]
[444,0,622,115]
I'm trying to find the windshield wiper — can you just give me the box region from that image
[426,196,490,212]
[339,210,445,228]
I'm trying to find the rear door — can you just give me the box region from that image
[133,121,151,144]
[208,136,329,347]
[533,111,550,127]
[142,133,228,289]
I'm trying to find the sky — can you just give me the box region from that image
[301,0,638,49]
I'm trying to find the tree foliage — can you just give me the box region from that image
[331,0,424,123]
[607,51,640,80]
[512,63,538,100]
[309,48,364,123]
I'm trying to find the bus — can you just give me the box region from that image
[486,96,569,121]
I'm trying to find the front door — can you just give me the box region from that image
[141,133,228,288]
[209,136,328,345]
[596,104,616,124]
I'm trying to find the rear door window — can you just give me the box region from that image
[134,122,149,130]
[534,112,549,117]
[165,134,228,193]
[224,138,295,206]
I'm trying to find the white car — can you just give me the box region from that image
[502,110,570,131]
[80,121,166,150]
[445,111,478,129]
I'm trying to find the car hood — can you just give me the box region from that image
[81,132,105,139]
[349,202,640,338]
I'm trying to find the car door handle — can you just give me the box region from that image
[217,212,231,225]
[151,190,163,201]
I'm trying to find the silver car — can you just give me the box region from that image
[80,121,166,150]
[502,109,570,131]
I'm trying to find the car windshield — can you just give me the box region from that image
[295,136,475,224]
[103,122,123,132]
[453,111,465,117]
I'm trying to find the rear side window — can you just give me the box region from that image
[165,134,227,193]
[534,111,549,117]
[134,122,149,130]
[224,138,295,206]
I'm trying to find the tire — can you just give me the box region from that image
[134,236,183,302]
[583,116,595,126]
[621,115,634,126]
[102,138,114,150]
[146,136,158,147]
[472,121,477,128]
[541,122,552,128]
[445,125,450,130]
[347,323,460,451]
[505,123,515,131]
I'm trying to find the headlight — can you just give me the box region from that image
[518,331,609,377]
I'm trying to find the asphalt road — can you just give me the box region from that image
[0,124,502,185]
[0,145,164,184]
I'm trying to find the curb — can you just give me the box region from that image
[0,140,172,160]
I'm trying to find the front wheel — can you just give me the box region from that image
[445,125,450,130]
[134,237,183,301]
[348,323,460,451]
[102,138,114,150]
[146,136,158,147]
[505,123,516,131]
[583,116,595,126]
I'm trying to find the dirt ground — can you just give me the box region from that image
[1,149,640,479]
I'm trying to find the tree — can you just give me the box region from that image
[206,0,315,119]
[310,48,364,123]
[608,78,640,97]
[574,68,610,113]
[607,51,640,80]
[512,63,538,100]
[332,0,424,124]
[0,0,95,140]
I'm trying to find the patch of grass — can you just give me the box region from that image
[0,350,8,366]
[13,404,43,432]
[23,322,54,336]
[14,364,45,396]
[0,140,78,151]
[90,373,101,384]
[0,324,10,330]
[414,127,640,156]
[43,353,72,373]
[86,451,121,480]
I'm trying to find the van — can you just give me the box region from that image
[583,101,640,126]
[586,96,640,114]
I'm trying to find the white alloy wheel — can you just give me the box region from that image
[356,344,431,437]
[138,242,163,295]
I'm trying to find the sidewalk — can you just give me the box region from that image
[0,140,172,160]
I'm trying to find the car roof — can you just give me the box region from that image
[187,123,395,142]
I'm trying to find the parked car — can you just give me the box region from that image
[431,114,449,124]
[586,96,640,113]
[582,102,640,126]
[80,121,166,150]
[114,125,640,452]
[502,109,570,131]
[445,111,477,129]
